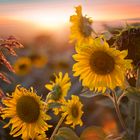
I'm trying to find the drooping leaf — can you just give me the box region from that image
[80,88,102,98]
[48,102,62,109]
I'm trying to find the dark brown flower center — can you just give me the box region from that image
[16,96,40,123]
[90,51,115,75]
[30,54,40,61]
[71,105,79,118]
[19,64,27,70]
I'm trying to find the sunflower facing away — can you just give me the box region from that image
[70,5,93,45]
[1,85,51,140]
[45,72,71,115]
[13,57,32,76]
[73,38,132,92]
[61,95,83,128]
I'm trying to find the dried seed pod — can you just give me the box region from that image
[0,36,23,96]
[115,26,140,66]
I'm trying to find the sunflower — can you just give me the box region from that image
[29,53,47,68]
[1,85,51,140]
[73,38,132,92]
[70,5,93,45]
[116,26,140,65]
[45,72,71,115]
[61,95,83,128]
[13,57,32,76]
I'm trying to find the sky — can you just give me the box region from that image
[0,0,139,42]
[0,0,140,29]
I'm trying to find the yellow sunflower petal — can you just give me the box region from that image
[2,85,51,139]
[61,95,83,128]
[73,39,132,92]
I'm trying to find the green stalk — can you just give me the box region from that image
[113,92,127,131]
[134,67,140,140]
[105,93,127,130]
[50,115,66,140]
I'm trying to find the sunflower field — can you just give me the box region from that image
[0,3,140,140]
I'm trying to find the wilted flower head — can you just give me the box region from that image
[116,26,140,66]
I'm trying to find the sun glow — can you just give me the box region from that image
[0,1,139,31]
[26,14,68,29]
[10,10,69,30]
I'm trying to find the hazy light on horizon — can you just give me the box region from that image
[0,0,140,29]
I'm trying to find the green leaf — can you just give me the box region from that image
[54,127,80,140]
[48,102,62,109]
[80,88,102,98]
[80,126,106,140]
[125,87,140,103]
[54,135,66,140]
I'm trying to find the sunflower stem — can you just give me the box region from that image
[133,67,140,140]
[50,115,66,140]
[105,93,114,102]
[117,91,126,105]
[112,91,127,131]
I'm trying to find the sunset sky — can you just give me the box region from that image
[0,0,140,28]
[0,0,139,42]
